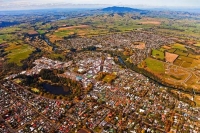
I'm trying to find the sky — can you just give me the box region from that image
[0,0,200,10]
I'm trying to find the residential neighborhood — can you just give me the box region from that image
[1,52,200,132]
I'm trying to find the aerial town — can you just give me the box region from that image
[1,2,200,133]
[1,50,200,132]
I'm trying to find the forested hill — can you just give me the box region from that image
[102,6,145,12]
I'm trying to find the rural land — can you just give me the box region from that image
[0,6,200,133]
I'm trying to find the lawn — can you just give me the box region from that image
[152,49,165,60]
[5,44,34,66]
[144,57,165,73]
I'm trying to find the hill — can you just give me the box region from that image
[102,6,144,12]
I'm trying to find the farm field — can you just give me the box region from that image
[165,52,179,63]
[47,14,163,43]
[139,42,200,92]
[172,43,187,51]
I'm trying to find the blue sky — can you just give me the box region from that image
[0,0,200,10]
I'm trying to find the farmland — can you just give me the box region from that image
[5,43,35,66]
[139,42,200,92]
[46,13,162,44]
[0,8,200,93]
[165,52,179,63]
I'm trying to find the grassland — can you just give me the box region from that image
[139,41,200,92]
[5,43,34,66]
[172,43,187,51]
[0,34,17,44]
[152,49,165,60]
[144,57,165,73]
[157,18,200,38]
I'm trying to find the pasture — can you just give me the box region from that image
[144,57,165,73]
[152,49,165,60]
[5,43,34,66]
[140,21,161,25]
[165,52,179,63]
[172,43,187,51]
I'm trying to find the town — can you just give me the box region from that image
[1,50,200,132]
[1,3,200,133]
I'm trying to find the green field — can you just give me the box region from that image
[144,57,165,73]
[0,27,21,34]
[152,49,165,60]
[167,48,176,53]
[172,43,187,51]
[174,49,188,56]
[48,13,158,39]
[6,44,34,66]
[37,30,46,34]
[0,34,16,44]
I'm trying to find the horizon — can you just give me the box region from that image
[0,0,200,11]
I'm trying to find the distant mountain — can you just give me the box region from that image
[102,6,145,12]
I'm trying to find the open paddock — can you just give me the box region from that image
[167,48,176,53]
[185,74,200,91]
[173,59,183,66]
[59,25,90,30]
[162,45,171,50]
[181,62,192,68]
[144,57,165,73]
[132,42,146,49]
[152,49,165,60]
[165,52,179,63]
[174,49,188,56]
[5,43,34,66]
[140,21,161,25]
[188,54,198,59]
[172,43,187,51]
[178,56,194,63]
